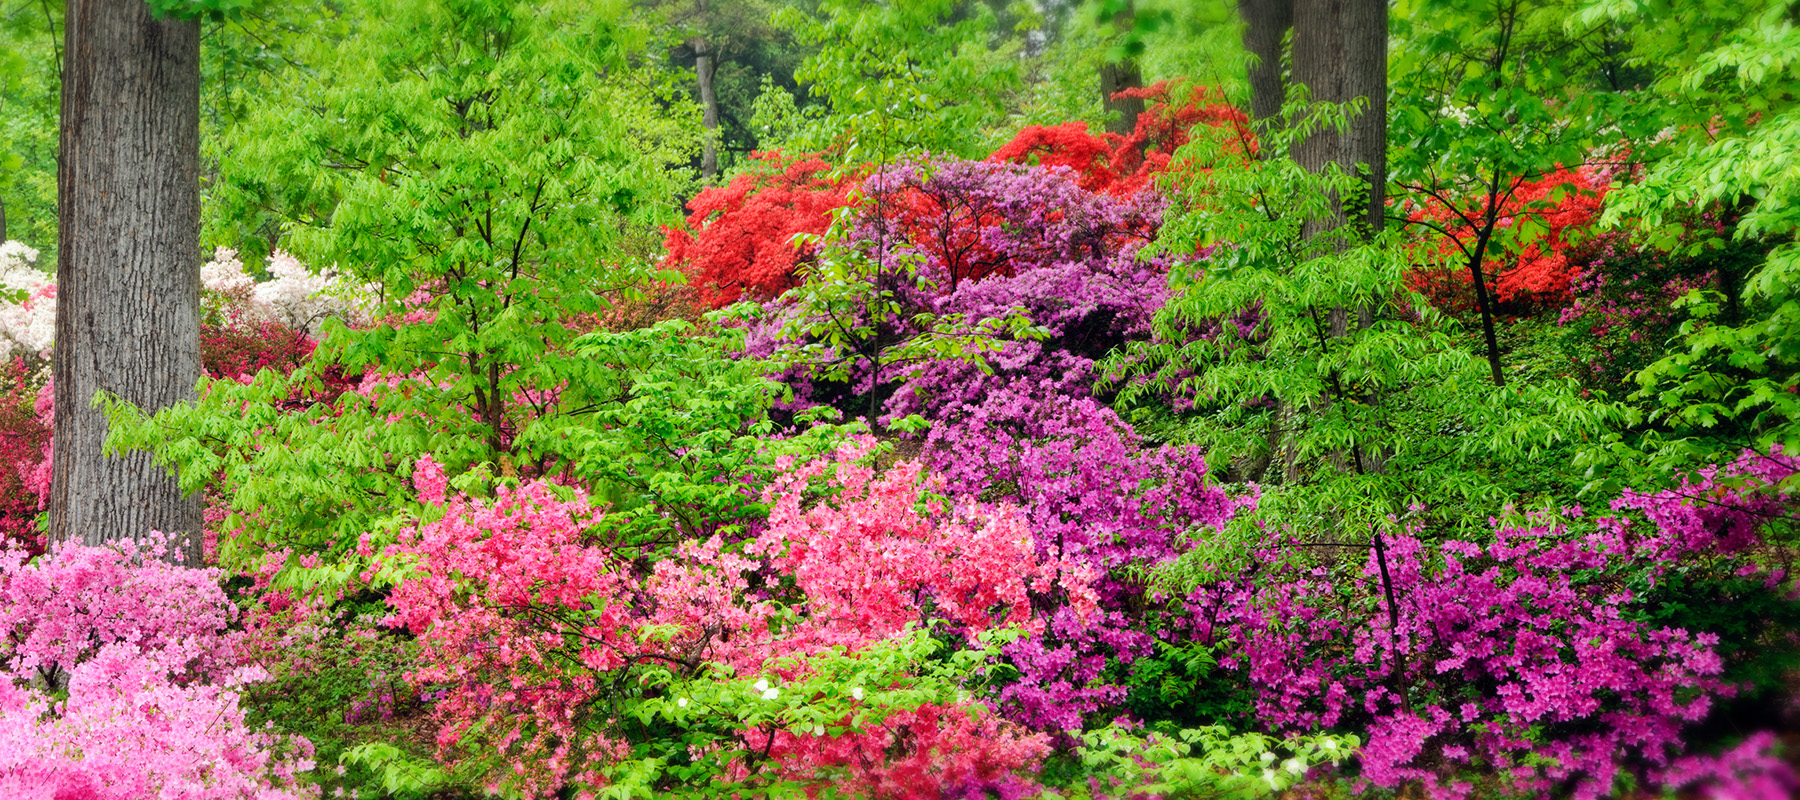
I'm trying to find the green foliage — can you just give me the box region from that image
[237,601,465,799]
[1576,0,1800,490]
[566,627,1019,798]
[1117,639,1256,730]
[1109,105,1608,552]
[1047,722,1358,799]
[106,320,840,568]
[0,6,59,256]
[773,0,1031,160]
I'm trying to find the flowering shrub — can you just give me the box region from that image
[1407,166,1607,312]
[664,152,857,308]
[0,241,53,363]
[0,537,315,798]
[0,360,48,551]
[990,83,1251,197]
[380,442,1093,797]
[1187,450,1800,799]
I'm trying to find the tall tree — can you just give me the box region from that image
[51,0,203,561]
[1240,0,1385,235]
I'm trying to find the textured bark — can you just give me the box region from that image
[1239,0,1388,482]
[52,0,203,563]
[1291,0,1386,235]
[1239,0,1293,125]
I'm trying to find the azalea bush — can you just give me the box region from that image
[0,536,316,799]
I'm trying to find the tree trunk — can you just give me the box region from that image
[52,0,203,563]
[1242,0,1388,481]
[1239,0,1293,126]
[1101,1,1145,142]
[1290,0,1386,235]
[696,37,719,180]
[693,0,719,181]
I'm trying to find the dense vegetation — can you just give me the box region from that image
[1,0,1797,798]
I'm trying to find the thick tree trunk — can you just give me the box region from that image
[1241,0,1388,482]
[52,0,203,563]
[1290,0,1386,235]
[1239,0,1293,125]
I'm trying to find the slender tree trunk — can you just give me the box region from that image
[695,36,719,180]
[0,198,7,243]
[52,0,203,563]
[693,0,719,181]
[1099,1,1145,141]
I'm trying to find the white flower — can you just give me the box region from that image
[851,687,864,701]
[1261,768,1279,789]
[1260,751,1276,765]
[1322,739,1337,752]
[1284,758,1304,775]
[761,687,780,701]
[753,679,770,693]
[811,724,825,736]
[676,697,689,708]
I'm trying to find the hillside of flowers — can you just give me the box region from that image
[4,0,1800,798]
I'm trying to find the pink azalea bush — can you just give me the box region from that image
[381,441,1087,797]
[0,536,316,798]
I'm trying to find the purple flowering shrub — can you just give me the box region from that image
[1182,448,1800,799]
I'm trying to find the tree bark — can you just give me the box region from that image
[1290,0,1386,235]
[696,39,719,180]
[1239,0,1292,125]
[693,0,719,181]
[52,0,203,563]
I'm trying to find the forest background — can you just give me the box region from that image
[1,0,1799,798]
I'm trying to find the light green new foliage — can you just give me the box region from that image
[1575,0,1800,490]
[774,0,1032,160]
[569,627,1021,798]
[104,0,852,572]
[1058,723,1358,800]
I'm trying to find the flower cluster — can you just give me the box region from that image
[0,536,315,798]
[1195,449,1799,799]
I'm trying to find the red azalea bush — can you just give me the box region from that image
[1408,165,1607,312]
[663,152,858,308]
[990,83,1251,197]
